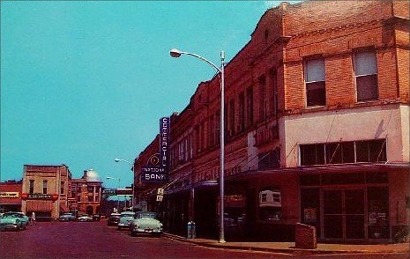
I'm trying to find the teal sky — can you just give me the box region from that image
[1,1,293,188]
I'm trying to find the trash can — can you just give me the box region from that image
[187,221,196,239]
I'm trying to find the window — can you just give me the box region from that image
[61,181,65,194]
[354,51,378,101]
[42,180,48,194]
[238,93,245,132]
[270,69,278,116]
[300,139,386,166]
[246,87,253,127]
[29,180,34,194]
[259,75,267,121]
[209,115,215,146]
[305,58,326,106]
[228,99,235,137]
[300,144,325,165]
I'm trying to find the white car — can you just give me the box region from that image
[130,211,163,237]
[117,211,135,230]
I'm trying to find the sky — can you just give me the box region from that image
[1,1,294,189]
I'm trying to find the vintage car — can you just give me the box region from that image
[77,214,93,222]
[117,211,135,230]
[107,212,121,226]
[0,212,28,231]
[59,212,76,222]
[129,211,163,237]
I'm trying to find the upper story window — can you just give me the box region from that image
[304,58,326,107]
[270,69,278,116]
[29,180,34,194]
[246,87,254,127]
[259,75,267,121]
[42,180,48,194]
[61,181,65,194]
[354,51,378,102]
[238,93,245,132]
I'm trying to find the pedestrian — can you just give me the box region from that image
[31,212,36,224]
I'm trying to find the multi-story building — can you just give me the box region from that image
[134,0,409,243]
[69,169,102,216]
[21,164,72,220]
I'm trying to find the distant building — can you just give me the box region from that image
[69,169,102,216]
[0,180,23,212]
[21,164,71,221]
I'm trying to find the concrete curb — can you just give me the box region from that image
[163,233,409,255]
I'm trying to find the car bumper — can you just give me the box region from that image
[132,228,163,234]
[0,224,20,231]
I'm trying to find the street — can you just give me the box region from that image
[0,221,408,259]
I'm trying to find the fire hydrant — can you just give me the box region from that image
[187,221,196,239]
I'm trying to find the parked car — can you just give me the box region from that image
[129,211,163,237]
[59,212,76,222]
[0,212,28,231]
[107,212,121,226]
[117,211,135,230]
[77,214,93,222]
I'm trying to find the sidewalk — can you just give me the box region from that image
[163,232,410,255]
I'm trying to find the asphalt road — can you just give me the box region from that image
[0,221,407,259]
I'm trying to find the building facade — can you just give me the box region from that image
[0,180,23,213]
[69,169,102,216]
[134,0,409,243]
[21,165,72,220]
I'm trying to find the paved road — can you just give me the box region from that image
[0,221,407,259]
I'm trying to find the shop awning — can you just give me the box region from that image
[26,200,53,212]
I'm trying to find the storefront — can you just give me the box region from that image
[299,163,409,243]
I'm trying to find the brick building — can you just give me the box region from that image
[0,180,23,212]
[134,1,409,243]
[69,169,102,216]
[21,165,72,221]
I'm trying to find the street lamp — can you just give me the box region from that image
[114,158,135,209]
[106,176,120,212]
[170,48,226,243]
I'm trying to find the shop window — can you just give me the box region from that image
[301,188,320,230]
[354,51,378,102]
[368,187,389,239]
[305,58,326,106]
[259,189,282,221]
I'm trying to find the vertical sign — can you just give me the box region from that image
[160,117,170,173]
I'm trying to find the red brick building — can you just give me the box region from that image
[135,1,409,243]
[0,180,23,212]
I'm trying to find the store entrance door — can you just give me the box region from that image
[323,189,365,241]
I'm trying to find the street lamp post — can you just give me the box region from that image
[170,48,226,243]
[114,158,135,209]
[106,176,120,212]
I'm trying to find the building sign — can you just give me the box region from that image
[0,192,19,198]
[102,188,117,195]
[159,117,170,170]
[141,166,167,182]
[116,188,132,195]
[21,193,58,200]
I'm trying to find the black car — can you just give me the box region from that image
[107,213,121,226]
